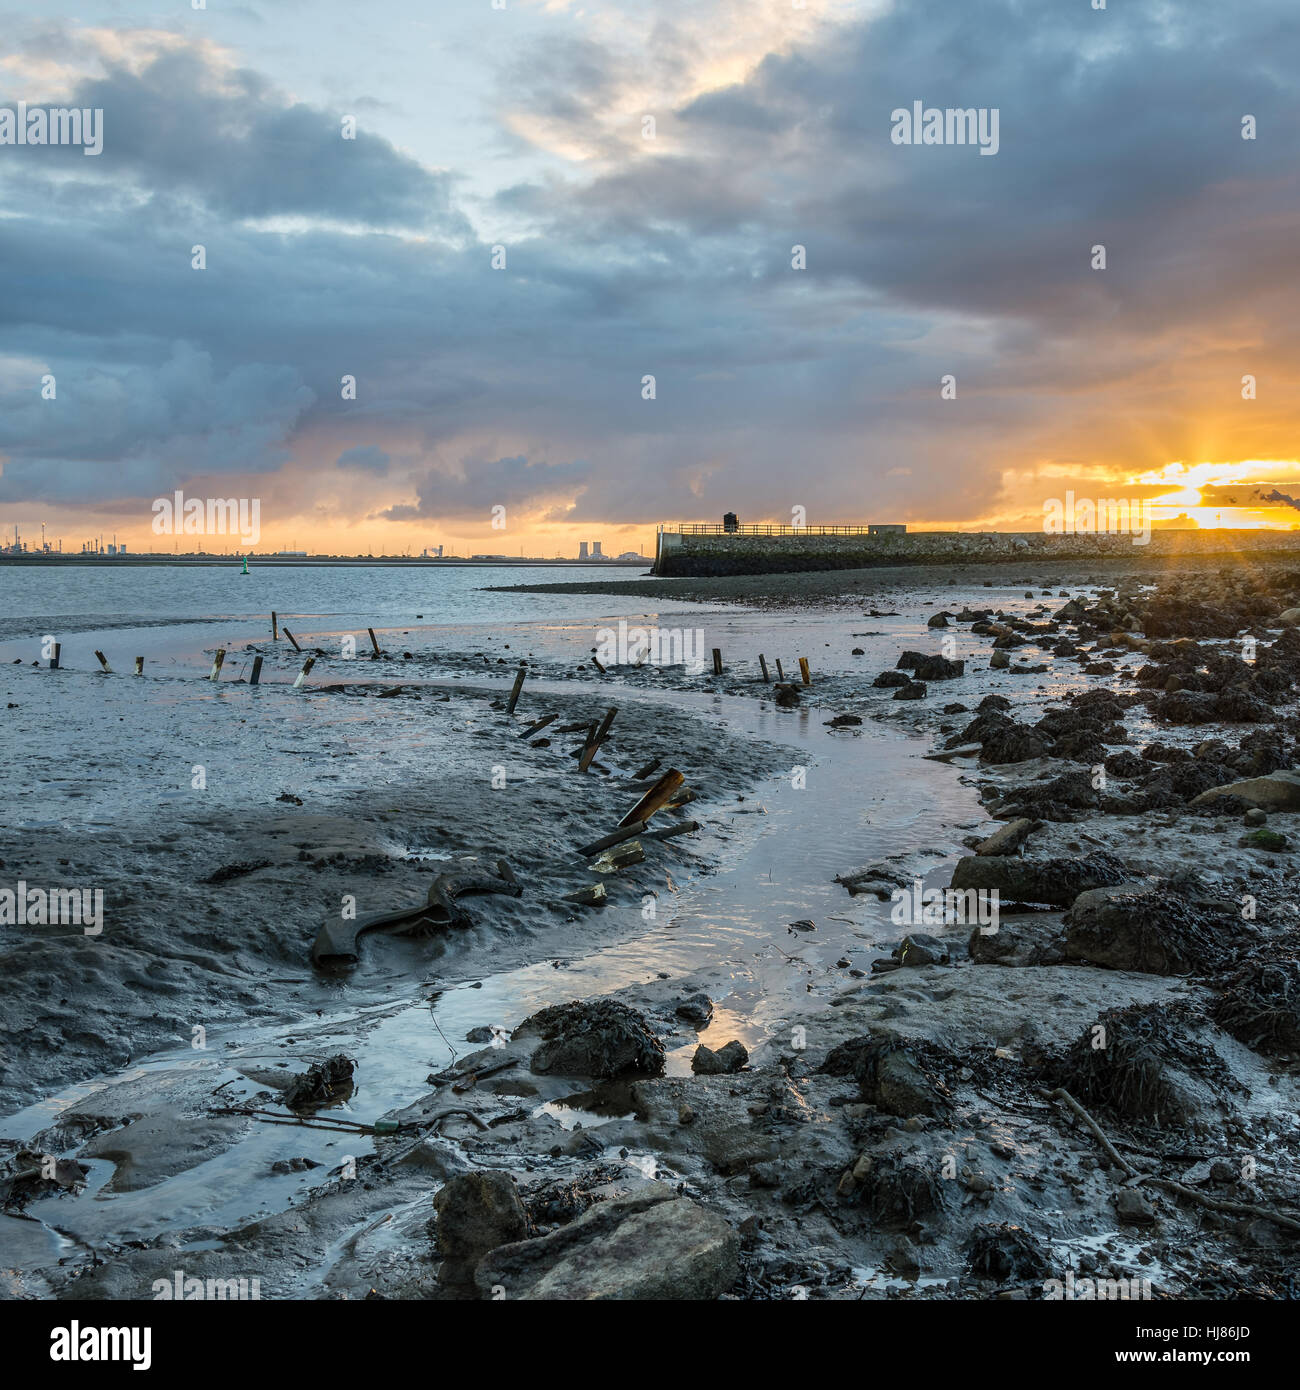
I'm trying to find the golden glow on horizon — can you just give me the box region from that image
[14,459,1300,552]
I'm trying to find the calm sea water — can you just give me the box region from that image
[0,562,676,636]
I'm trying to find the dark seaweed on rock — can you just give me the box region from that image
[1065,886,1249,975]
[1211,958,1300,1056]
[1049,1003,1241,1128]
[862,1153,949,1229]
[966,1223,1052,1283]
[518,999,666,1079]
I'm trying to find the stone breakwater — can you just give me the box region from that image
[654,528,1300,577]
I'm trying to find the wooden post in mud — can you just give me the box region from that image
[49,643,60,670]
[643,819,699,844]
[580,707,617,772]
[293,656,315,688]
[518,712,556,739]
[712,648,723,676]
[759,654,770,683]
[209,649,226,681]
[271,611,278,640]
[799,657,812,686]
[578,820,649,858]
[633,756,661,781]
[591,656,605,674]
[506,663,527,715]
[250,656,263,686]
[134,657,144,677]
[282,627,302,653]
[618,768,685,827]
[775,658,785,681]
[367,627,381,657]
[94,650,111,673]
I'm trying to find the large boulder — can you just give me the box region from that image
[1189,769,1300,812]
[515,999,666,1079]
[475,1187,738,1300]
[950,851,1128,906]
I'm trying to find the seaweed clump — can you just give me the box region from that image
[1212,958,1300,1056]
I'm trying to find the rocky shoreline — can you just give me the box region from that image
[5,560,1300,1302]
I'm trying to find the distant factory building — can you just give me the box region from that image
[578,541,589,559]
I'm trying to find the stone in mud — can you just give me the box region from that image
[675,993,714,1029]
[873,669,912,688]
[973,817,1041,856]
[1279,608,1300,627]
[1065,884,1243,975]
[979,724,1048,764]
[927,613,949,628]
[949,851,1128,907]
[894,933,949,967]
[1115,1189,1159,1226]
[989,650,1010,670]
[433,1171,531,1296]
[773,684,801,708]
[825,713,862,727]
[516,999,666,1079]
[692,1039,748,1075]
[1190,769,1300,812]
[863,1046,948,1118]
[968,918,1066,967]
[475,1187,738,1300]
[893,680,927,701]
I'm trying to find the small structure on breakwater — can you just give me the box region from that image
[652,518,1300,577]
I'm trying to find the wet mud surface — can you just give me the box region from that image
[4,559,1300,1300]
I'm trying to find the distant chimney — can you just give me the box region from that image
[578,541,589,560]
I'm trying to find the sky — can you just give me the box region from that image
[1,0,1299,555]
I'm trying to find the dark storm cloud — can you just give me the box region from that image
[378,455,594,521]
[0,44,465,230]
[3,1,1300,526]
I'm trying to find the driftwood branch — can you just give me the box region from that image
[1049,1088,1300,1234]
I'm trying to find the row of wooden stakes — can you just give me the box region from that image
[49,643,316,689]
[587,647,813,684]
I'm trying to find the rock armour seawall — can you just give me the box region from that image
[654,529,1300,577]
